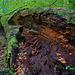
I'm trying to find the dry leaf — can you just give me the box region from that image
[19,73,21,75]
[19,57,22,59]
[58,35,64,39]
[69,53,72,55]
[61,60,66,63]
[17,69,20,73]
[23,55,26,58]
[22,68,25,71]
[32,51,35,54]
[17,59,19,62]
[24,57,27,60]
[18,62,21,65]
[58,57,66,63]
[15,66,20,70]
[56,53,61,56]
[21,42,23,46]
[21,69,24,75]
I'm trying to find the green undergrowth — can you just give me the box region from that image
[53,11,75,23]
[66,64,75,70]
[0,68,14,75]
[8,37,18,50]
[2,37,17,75]
[0,0,75,16]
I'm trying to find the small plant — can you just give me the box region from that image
[54,11,57,14]
[66,64,75,70]
[66,19,69,23]
[70,18,75,23]
[0,68,12,75]
[10,65,14,70]
[58,12,65,16]
[4,68,14,75]
[2,60,7,67]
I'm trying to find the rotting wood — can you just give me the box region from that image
[1,7,75,74]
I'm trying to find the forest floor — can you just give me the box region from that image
[0,26,7,71]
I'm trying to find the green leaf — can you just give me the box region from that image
[2,60,7,67]
[66,64,75,70]
[54,11,57,14]
[66,65,70,69]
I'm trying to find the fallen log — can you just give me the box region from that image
[0,7,75,74]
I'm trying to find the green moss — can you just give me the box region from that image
[4,47,8,57]
[3,37,18,69]
[9,70,14,75]
[4,68,14,75]
[2,60,7,67]
[30,29,39,33]
[8,37,18,50]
